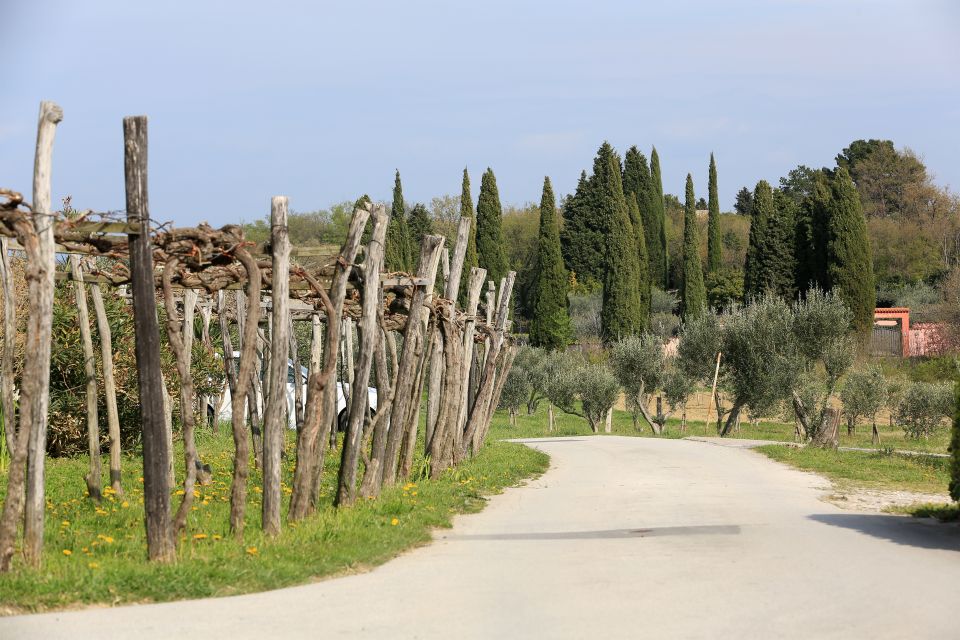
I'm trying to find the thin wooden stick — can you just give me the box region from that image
[71,255,102,500]
[89,283,123,496]
[704,351,721,435]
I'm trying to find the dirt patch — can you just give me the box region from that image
[822,486,952,513]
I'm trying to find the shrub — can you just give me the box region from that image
[839,365,887,433]
[895,381,953,439]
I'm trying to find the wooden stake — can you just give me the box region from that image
[262,196,290,536]
[122,114,174,562]
[70,255,102,500]
[89,283,123,495]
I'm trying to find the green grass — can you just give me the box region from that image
[0,425,548,614]
[888,503,960,521]
[488,401,950,454]
[755,445,951,495]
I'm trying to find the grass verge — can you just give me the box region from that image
[755,444,950,495]
[0,428,548,614]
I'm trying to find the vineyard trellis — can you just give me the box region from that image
[0,102,516,568]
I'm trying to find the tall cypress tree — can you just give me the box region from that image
[458,168,478,306]
[649,147,668,288]
[707,153,722,273]
[766,189,797,298]
[386,170,413,271]
[680,174,707,318]
[627,192,651,328]
[827,167,875,335]
[559,170,605,285]
[529,177,572,350]
[476,168,509,286]
[598,145,641,342]
[795,170,831,295]
[743,180,773,300]
[407,203,433,249]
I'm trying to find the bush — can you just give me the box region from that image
[895,381,953,439]
[839,365,887,432]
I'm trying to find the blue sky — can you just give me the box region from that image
[2,0,958,227]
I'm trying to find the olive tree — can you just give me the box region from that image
[609,334,664,433]
[515,346,550,415]
[839,365,887,441]
[677,309,728,430]
[895,381,953,439]
[662,365,695,432]
[498,364,529,426]
[544,353,619,433]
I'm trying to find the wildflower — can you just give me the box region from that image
[121,501,129,508]
[62,549,72,556]
[88,562,99,569]
[246,546,258,556]
[138,477,143,483]
[174,489,185,496]
[390,518,399,526]
[192,490,200,498]
[212,534,222,541]
[61,520,70,527]
[411,491,418,496]
[193,533,207,540]
[97,534,114,544]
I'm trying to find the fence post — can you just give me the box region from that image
[123,115,174,562]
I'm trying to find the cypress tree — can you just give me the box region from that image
[743,180,773,300]
[407,203,433,249]
[795,170,831,294]
[627,192,651,328]
[680,174,707,318]
[458,168,478,306]
[707,153,722,273]
[386,170,413,272]
[476,168,509,286]
[599,146,642,342]
[649,147,668,288]
[827,167,875,335]
[624,147,658,283]
[559,170,605,285]
[765,189,797,298]
[529,177,572,350]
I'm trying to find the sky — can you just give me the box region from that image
[2,0,959,227]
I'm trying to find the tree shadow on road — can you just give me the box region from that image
[808,513,960,552]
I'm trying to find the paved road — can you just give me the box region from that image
[3,437,959,639]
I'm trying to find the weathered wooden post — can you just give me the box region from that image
[123,115,174,562]
[457,267,486,450]
[90,283,123,495]
[21,101,62,568]
[262,196,290,536]
[70,256,102,500]
[0,237,14,455]
[336,205,387,506]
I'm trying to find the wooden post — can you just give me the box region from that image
[704,351,721,435]
[336,205,387,506]
[309,312,322,377]
[123,115,174,562]
[383,235,444,484]
[289,204,369,521]
[289,316,304,430]
[457,267,487,450]
[604,407,613,434]
[19,101,62,568]
[70,256,102,500]
[0,237,15,455]
[89,283,123,495]
[262,196,290,536]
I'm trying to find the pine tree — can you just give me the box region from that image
[734,187,753,216]
[627,192,651,328]
[598,146,642,342]
[458,168,478,306]
[707,153,722,273]
[529,177,572,350]
[680,174,707,318]
[649,147,668,288]
[743,180,772,300]
[827,167,875,335]
[476,168,509,286]
[407,203,433,250]
[386,170,412,271]
[559,170,605,285]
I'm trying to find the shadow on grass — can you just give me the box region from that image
[808,513,960,552]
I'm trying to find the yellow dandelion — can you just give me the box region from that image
[121,501,129,508]
[411,491,418,496]
[174,489,185,496]
[193,533,207,540]
[192,490,200,498]
[212,534,222,541]
[97,534,114,544]
[88,562,99,569]
[390,518,399,526]
[61,520,70,527]
[138,477,143,483]
[62,549,72,556]
[81,547,89,553]
[245,546,258,556]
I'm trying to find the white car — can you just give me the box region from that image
[215,359,378,431]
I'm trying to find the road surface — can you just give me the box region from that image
[3,436,958,639]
